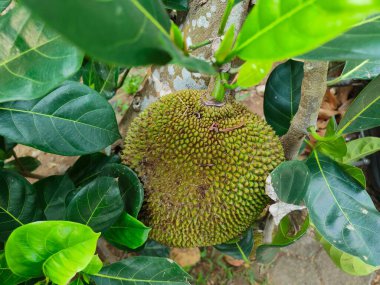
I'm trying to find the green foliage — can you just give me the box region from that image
[162,0,189,11]
[237,61,272,88]
[123,75,144,95]
[0,82,120,156]
[66,176,124,232]
[341,137,380,164]
[4,157,41,173]
[305,152,380,266]
[215,25,235,64]
[271,160,310,205]
[264,60,304,136]
[82,255,103,275]
[233,0,380,62]
[5,221,100,285]
[329,60,380,84]
[103,213,151,250]
[139,240,170,258]
[91,256,191,284]
[0,251,28,285]
[0,5,83,102]
[0,0,11,12]
[256,215,309,264]
[214,228,254,261]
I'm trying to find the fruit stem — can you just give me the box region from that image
[211,73,229,102]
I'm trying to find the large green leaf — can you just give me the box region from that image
[338,60,380,81]
[103,213,151,250]
[162,0,188,11]
[34,175,75,220]
[317,232,379,276]
[67,153,120,186]
[256,215,309,264]
[0,5,83,102]
[0,81,120,156]
[139,240,170,257]
[337,74,380,135]
[270,160,310,205]
[264,60,303,136]
[4,156,40,173]
[0,250,28,285]
[302,17,380,60]
[0,0,11,12]
[232,0,380,62]
[341,137,380,164]
[66,176,124,232]
[214,228,254,260]
[305,151,380,266]
[91,256,191,284]
[0,170,38,242]
[100,164,144,217]
[5,221,100,285]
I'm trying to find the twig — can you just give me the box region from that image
[115,68,130,90]
[281,61,329,160]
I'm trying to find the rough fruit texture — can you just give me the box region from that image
[122,90,284,248]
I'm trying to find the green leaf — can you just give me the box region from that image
[256,215,309,264]
[170,22,185,51]
[302,17,380,60]
[19,0,172,66]
[341,137,380,164]
[215,25,235,64]
[4,156,41,172]
[0,250,28,285]
[0,5,83,102]
[100,164,144,218]
[70,279,84,285]
[337,74,380,135]
[67,153,120,186]
[103,213,151,250]
[163,0,188,11]
[0,170,39,242]
[317,232,379,276]
[305,151,380,266]
[34,175,75,220]
[338,163,366,188]
[214,228,253,261]
[237,61,272,88]
[315,136,347,159]
[233,0,380,62]
[139,240,170,257]
[270,160,310,205]
[82,255,102,275]
[5,221,100,285]
[332,60,380,83]
[66,176,124,232]
[0,81,121,156]
[0,136,16,160]
[264,60,304,136]
[82,61,119,100]
[0,0,11,12]
[91,256,191,284]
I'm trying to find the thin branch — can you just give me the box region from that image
[281,61,329,160]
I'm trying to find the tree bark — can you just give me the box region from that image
[281,61,329,160]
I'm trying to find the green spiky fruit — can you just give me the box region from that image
[122,90,284,248]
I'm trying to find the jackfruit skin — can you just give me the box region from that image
[122,90,284,248]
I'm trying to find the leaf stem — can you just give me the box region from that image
[218,0,235,36]
[188,39,212,51]
[308,126,338,142]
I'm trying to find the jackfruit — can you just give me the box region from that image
[122,90,284,248]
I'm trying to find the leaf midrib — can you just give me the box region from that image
[0,106,119,136]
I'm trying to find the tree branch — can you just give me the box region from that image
[281,61,329,160]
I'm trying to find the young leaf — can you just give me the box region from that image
[264,60,304,136]
[170,22,185,51]
[214,228,254,261]
[270,160,310,205]
[233,0,380,62]
[66,176,124,232]
[0,81,121,156]
[341,137,380,164]
[0,170,39,242]
[5,221,100,285]
[215,25,235,64]
[302,17,380,60]
[100,164,144,218]
[82,255,103,275]
[0,5,83,103]
[315,136,347,159]
[337,74,380,135]
[103,213,151,250]
[34,175,76,220]
[305,151,380,266]
[317,233,379,276]
[67,153,120,186]
[0,250,28,285]
[237,61,272,88]
[91,256,191,284]
[256,215,309,264]
[4,157,41,173]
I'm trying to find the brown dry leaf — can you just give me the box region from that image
[170,248,201,267]
[224,255,245,267]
